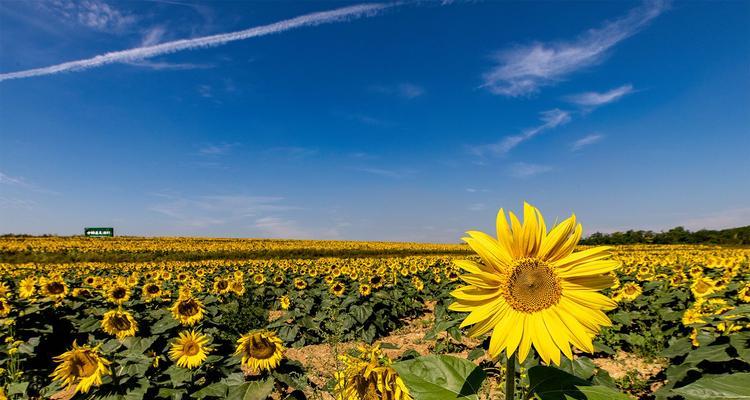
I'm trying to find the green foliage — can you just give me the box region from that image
[392,355,487,400]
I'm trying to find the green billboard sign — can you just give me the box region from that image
[84,227,114,237]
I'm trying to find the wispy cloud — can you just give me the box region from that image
[370,83,425,99]
[481,1,667,96]
[149,193,297,228]
[197,142,239,156]
[341,112,395,127]
[255,216,309,238]
[124,59,214,70]
[508,162,553,178]
[680,207,750,231]
[566,84,634,109]
[470,109,571,156]
[0,197,36,210]
[571,133,604,151]
[0,171,58,195]
[42,0,137,32]
[353,167,416,179]
[465,188,490,193]
[467,203,486,211]
[0,3,394,82]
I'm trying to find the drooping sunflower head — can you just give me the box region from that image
[50,341,111,394]
[171,295,205,326]
[169,330,211,369]
[0,297,10,317]
[335,344,412,400]
[102,309,138,339]
[450,203,619,365]
[234,330,284,374]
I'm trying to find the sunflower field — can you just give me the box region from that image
[0,208,749,399]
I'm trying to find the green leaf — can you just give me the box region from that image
[165,365,193,387]
[151,315,180,334]
[193,382,229,399]
[685,344,732,363]
[7,381,29,396]
[527,366,589,400]
[351,304,373,324]
[572,385,631,400]
[226,379,275,400]
[660,337,692,358]
[392,355,486,400]
[559,357,597,380]
[672,373,750,399]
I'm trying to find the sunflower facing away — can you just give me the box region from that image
[235,330,284,373]
[50,341,111,394]
[335,344,412,400]
[169,330,211,369]
[101,309,138,339]
[449,203,619,365]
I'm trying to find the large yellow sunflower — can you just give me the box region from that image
[169,330,211,369]
[170,295,205,326]
[450,203,619,365]
[101,309,138,339]
[50,341,111,394]
[234,330,284,373]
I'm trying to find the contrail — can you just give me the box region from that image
[0,3,393,82]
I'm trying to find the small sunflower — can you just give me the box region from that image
[212,278,230,295]
[336,344,412,400]
[171,295,205,326]
[230,279,246,296]
[614,282,642,302]
[141,282,163,301]
[369,275,384,289]
[691,276,716,298]
[235,330,285,373]
[330,281,345,297]
[738,283,750,303]
[41,278,68,301]
[50,341,111,394]
[102,310,138,339]
[293,278,308,290]
[19,276,36,299]
[0,298,10,317]
[105,284,131,305]
[169,330,211,369]
[358,283,372,297]
[279,295,291,310]
[253,274,266,285]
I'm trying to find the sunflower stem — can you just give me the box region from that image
[505,352,516,400]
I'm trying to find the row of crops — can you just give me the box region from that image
[0,236,749,399]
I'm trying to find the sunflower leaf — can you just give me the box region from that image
[671,372,750,399]
[392,355,486,400]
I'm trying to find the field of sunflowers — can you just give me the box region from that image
[0,210,749,400]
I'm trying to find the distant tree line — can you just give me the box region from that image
[580,226,750,245]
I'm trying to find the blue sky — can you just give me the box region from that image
[1,0,749,242]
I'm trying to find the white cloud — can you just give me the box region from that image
[0,171,58,195]
[571,133,604,151]
[0,3,394,82]
[43,0,137,32]
[255,216,309,238]
[566,84,634,108]
[197,142,239,156]
[467,203,486,211]
[481,1,667,96]
[141,26,167,46]
[509,162,553,178]
[149,193,297,228]
[371,83,425,99]
[470,109,571,156]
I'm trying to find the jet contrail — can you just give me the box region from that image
[0,3,393,82]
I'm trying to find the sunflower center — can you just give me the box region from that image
[70,351,98,378]
[217,280,228,290]
[505,258,561,313]
[178,299,200,316]
[111,314,132,331]
[183,341,200,356]
[47,282,65,294]
[146,284,160,294]
[112,287,127,299]
[248,337,276,359]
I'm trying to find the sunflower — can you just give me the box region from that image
[230,279,246,296]
[294,278,308,290]
[253,274,266,285]
[359,283,372,297]
[212,278,230,295]
[330,281,346,297]
[41,278,68,301]
[171,295,205,326]
[169,330,211,369]
[449,203,619,365]
[336,344,412,400]
[691,276,716,298]
[369,275,384,289]
[279,295,291,310]
[0,298,10,317]
[19,276,36,299]
[105,284,131,305]
[272,275,285,286]
[0,282,10,298]
[101,310,138,339]
[738,283,750,303]
[50,341,111,394]
[614,282,642,302]
[411,277,424,292]
[235,330,284,373]
[141,282,163,301]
